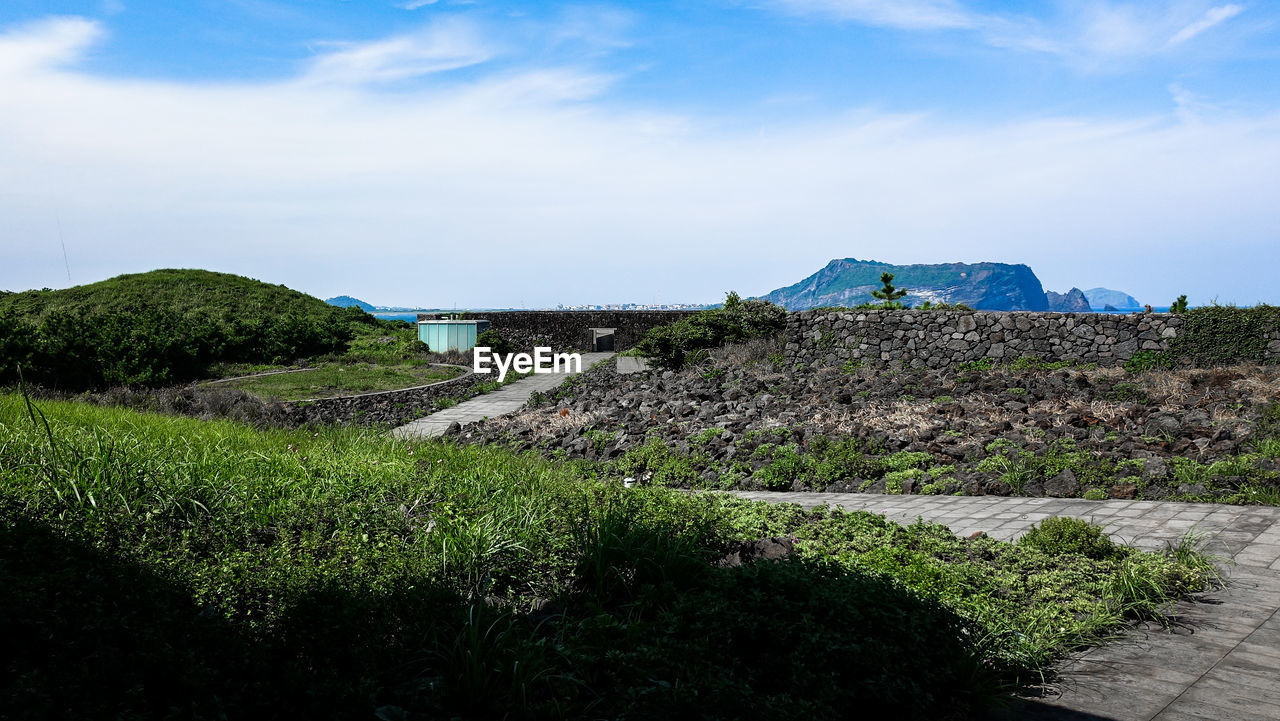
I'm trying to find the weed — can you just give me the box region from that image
[1019,517,1123,561]
[958,358,994,373]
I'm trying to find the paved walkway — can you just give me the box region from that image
[730,491,1280,721]
[391,352,613,439]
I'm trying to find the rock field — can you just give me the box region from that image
[452,341,1280,503]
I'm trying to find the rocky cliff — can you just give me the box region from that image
[760,259,1050,311]
[1045,288,1093,312]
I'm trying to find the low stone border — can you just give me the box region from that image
[287,364,471,403]
[255,364,483,427]
[201,367,319,385]
[203,363,469,400]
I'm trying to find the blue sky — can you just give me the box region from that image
[1,1,1278,307]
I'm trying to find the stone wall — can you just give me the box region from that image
[271,366,481,427]
[786,310,1190,369]
[418,311,699,352]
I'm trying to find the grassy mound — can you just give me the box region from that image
[0,396,1218,719]
[0,269,384,389]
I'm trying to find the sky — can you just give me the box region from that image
[1,1,1278,308]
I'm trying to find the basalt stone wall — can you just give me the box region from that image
[271,367,480,427]
[786,310,1193,369]
[418,311,700,352]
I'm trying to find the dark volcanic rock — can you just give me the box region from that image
[1044,469,1081,498]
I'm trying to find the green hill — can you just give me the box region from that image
[0,269,371,390]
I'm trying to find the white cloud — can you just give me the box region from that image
[1,16,1278,306]
[1168,4,1244,46]
[0,16,101,73]
[302,19,493,85]
[398,0,440,10]
[770,0,980,30]
[768,1,1256,68]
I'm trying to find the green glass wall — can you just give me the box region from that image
[417,320,490,352]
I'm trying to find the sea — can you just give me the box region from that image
[371,312,421,324]
[1094,307,1169,314]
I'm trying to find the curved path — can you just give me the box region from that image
[729,492,1280,721]
[391,352,614,439]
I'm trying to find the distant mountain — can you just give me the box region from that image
[760,259,1050,311]
[325,295,375,312]
[1045,288,1092,312]
[1083,288,1141,310]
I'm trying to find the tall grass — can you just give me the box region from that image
[0,394,1221,720]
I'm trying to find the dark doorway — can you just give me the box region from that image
[591,328,616,352]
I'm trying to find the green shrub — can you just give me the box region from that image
[474,328,515,355]
[634,292,786,370]
[758,444,809,490]
[1010,356,1073,372]
[884,468,924,494]
[1083,488,1108,501]
[881,451,932,473]
[810,437,880,486]
[617,439,700,486]
[1019,517,1124,561]
[958,358,993,373]
[1124,350,1172,374]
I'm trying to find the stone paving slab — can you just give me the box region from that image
[616,356,651,374]
[391,352,614,439]
[725,491,1280,720]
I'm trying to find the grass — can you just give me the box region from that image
[0,395,1221,720]
[206,362,463,400]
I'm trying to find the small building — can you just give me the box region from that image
[418,319,489,352]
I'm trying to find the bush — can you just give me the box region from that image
[634,292,786,370]
[474,328,515,356]
[1124,349,1172,374]
[1019,517,1124,561]
[758,444,809,490]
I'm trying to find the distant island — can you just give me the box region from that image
[325,295,375,312]
[1083,288,1142,311]
[759,258,1141,312]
